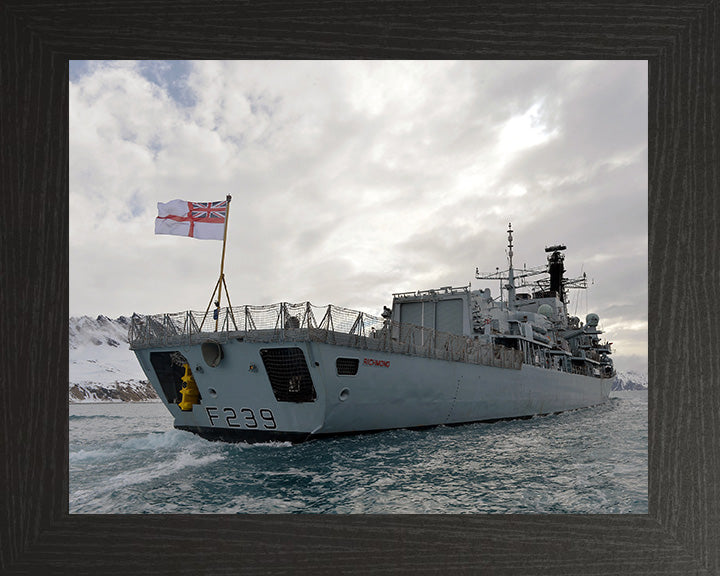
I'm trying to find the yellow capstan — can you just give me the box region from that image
[178,363,200,411]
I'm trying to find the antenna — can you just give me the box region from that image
[507,223,513,266]
[475,224,545,304]
[506,223,516,308]
[574,266,584,315]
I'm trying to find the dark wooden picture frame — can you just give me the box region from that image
[2,2,718,574]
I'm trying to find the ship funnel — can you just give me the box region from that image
[547,248,566,302]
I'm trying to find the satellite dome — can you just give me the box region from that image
[586,313,599,327]
[538,304,553,317]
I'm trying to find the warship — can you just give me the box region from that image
[129,224,615,443]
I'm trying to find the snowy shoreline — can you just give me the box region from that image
[69,380,159,403]
[70,398,162,404]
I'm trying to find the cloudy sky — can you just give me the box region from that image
[69,60,647,373]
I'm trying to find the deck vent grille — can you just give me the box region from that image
[336,358,359,376]
[259,347,317,403]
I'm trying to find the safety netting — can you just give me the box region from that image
[128,302,522,370]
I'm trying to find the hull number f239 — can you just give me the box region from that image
[205,407,277,429]
[363,358,390,368]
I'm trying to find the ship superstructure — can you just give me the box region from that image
[130,224,614,443]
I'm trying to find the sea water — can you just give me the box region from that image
[69,391,647,514]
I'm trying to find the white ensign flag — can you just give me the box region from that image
[155,199,227,240]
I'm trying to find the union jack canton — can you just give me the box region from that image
[190,200,227,222]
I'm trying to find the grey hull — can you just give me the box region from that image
[134,338,612,443]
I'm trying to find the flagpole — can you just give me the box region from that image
[214,194,232,331]
[200,277,222,331]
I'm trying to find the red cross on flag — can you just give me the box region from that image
[155,199,227,240]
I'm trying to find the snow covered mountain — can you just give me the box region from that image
[612,370,648,391]
[69,315,158,402]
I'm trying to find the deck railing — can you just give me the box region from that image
[128,302,523,370]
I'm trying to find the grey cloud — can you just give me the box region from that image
[70,60,647,374]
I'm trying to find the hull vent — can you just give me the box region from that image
[259,347,317,403]
[336,357,359,376]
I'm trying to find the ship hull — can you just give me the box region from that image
[133,337,613,443]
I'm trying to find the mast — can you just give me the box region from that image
[200,194,236,332]
[215,194,232,331]
[476,223,545,304]
[506,223,516,309]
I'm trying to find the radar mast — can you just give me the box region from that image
[476,223,546,309]
[506,223,517,308]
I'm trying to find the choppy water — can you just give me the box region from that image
[70,392,647,514]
